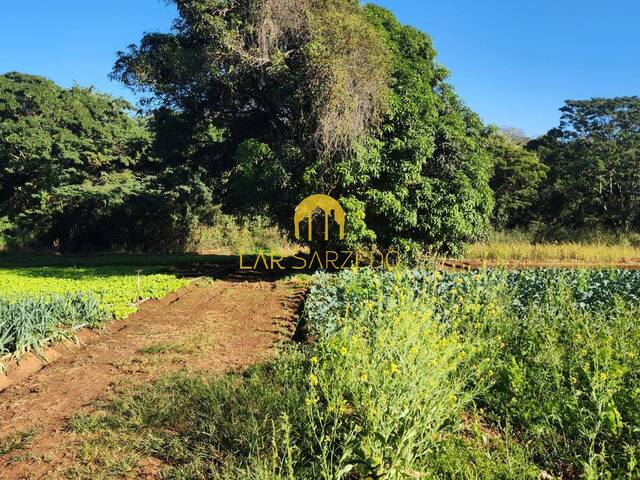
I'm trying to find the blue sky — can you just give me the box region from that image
[2,1,638,137]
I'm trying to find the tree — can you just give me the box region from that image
[530,97,640,232]
[487,129,547,228]
[112,0,495,254]
[498,126,530,146]
[0,72,208,251]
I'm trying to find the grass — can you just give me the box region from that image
[192,208,297,256]
[0,430,35,456]
[465,241,640,263]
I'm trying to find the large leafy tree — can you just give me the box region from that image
[0,72,208,251]
[113,0,495,254]
[530,97,640,232]
[487,129,547,228]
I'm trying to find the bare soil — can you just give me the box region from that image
[0,270,305,479]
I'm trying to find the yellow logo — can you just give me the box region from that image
[294,194,345,241]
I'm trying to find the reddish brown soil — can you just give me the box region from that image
[0,270,305,479]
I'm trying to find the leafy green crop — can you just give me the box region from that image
[0,267,189,319]
[0,267,189,366]
[304,268,640,478]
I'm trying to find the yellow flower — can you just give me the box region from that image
[309,373,319,386]
[410,346,418,354]
[310,356,319,365]
[305,397,317,406]
[340,346,348,356]
[390,362,400,375]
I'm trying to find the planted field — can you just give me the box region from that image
[54,267,640,479]
[0,267,188,364]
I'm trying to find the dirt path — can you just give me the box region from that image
[0,271,305,479]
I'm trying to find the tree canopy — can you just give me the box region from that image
[112,0,496,254]
[5,2,626,255]
[530,97,640,233]
[0,72,209,251]
[487,129,547,229]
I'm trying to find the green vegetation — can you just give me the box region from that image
[0,267,189,318]
[0,267,188,365]
[0,294,104,363]
[3,1,637,254]
[3,3,640,478]
[528,98,640,236]
[109,0,498,254]
[66,268,640,478]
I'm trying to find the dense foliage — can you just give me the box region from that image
[0,72,212,252]
[486,129,547,228]
[528,97,640,237]
[110,0,499,254]
[1,4,636,252]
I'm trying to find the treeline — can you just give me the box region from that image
[0,0,638,254]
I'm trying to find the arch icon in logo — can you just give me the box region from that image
[294,194,345,241]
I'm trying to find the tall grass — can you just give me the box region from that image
[190,207,296,255]
[466,241,640,263]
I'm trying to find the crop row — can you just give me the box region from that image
[0,267,189,366]
[300,268,640,478]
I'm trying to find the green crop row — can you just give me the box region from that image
[0,267,189,319]
[0,267,189,367]
[303,268,640,479]
[0,294,105,365]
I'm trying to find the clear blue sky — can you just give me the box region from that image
[2,0,638,137]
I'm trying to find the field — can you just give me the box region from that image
[466,240,640,264]
[39,265,640,479]
[0,266,188,365]
[2,253,640,478]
